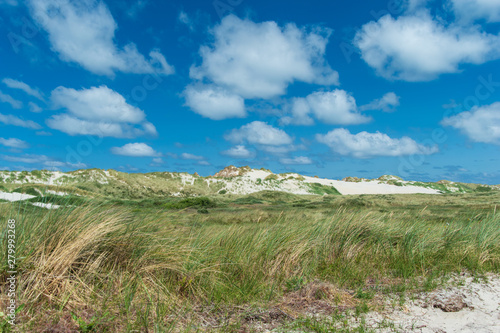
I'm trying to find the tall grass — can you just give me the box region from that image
[0,199,499,331]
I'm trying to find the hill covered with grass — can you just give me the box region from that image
[1,166,498,201]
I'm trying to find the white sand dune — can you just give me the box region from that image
[302,177,440,195]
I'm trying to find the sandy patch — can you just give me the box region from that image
[302,177,440,195]
[0,191,35,202]
[46,190,69,196]
[365,274,500,332]
[31,202,61,209]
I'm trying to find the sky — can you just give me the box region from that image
[0,0,500,184]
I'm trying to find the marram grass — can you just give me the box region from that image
[0,194,499,332]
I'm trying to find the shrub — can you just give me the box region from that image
[164,197,216,209]
[264,174,278,181]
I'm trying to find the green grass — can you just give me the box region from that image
[307,183,341,195]
[0,192,499,331]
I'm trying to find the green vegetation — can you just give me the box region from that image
[0,190,499,331]
[163,197,217,209]
[307,182,342,195]
[12,187,40,197]
[264,174,279,181]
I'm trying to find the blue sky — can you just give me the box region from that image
[1,0,500,183]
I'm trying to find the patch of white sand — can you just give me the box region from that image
[302,177,440,195]
[364,274,500,332]
[0,191,35,202]
[46,190,69,196]
[31,202,61,209]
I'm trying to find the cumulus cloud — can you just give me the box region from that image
[281,90,371,125]
[450,0,500,23]
[221,145,255,158]
[29,0,174,76]
[359,92,400,112]
[0,138,29,149]
[279,156,312,165]
[47,85,157,138]
[441,102,500,144]
[354,12,500,81]
[110,143,159,157]
[316,128,438,158]
[190,15,338,99]
[184,85,246,120]
[225,121,293,146]
[2,78,43,100]
[0,91,22,109]
[0,113,41,129]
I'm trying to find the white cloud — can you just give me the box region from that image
[28,102,42,113]
[259,145,301,155]
[151,157,164,165]
[280,98,314,126]
[450,0,500,23]
[46,114,156,138]
[2,78,43,100]
[0,91,22,109]
[110,143,159,157]
[0,138,29,149]
[225,121,293,146]
[1,154,86,169]
[47,85,157,138]
[354,12,500,81]
[29,0,173,76]
[316,128,438,158]
[126,0,148,19]
[280,156,312,165]
[51,86,145,123]
[181,153,204,160]
[441,102,500,144]
[406,0,429,12]
[0,0,19,5]
[0,113,41,129]
[282,90,371,125]
[306,90,371,125]
[184,85,246,120]
[190,15,338,99]
[359,92,400,112]
[221,145,255,158]
[178,10,194,31]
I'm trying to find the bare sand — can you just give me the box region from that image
[0,191,35,202]
[365,274,500,332]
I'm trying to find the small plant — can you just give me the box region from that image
[285,276,306,292]
[197,208,209,214]
[71,312,113,333]
[355,288,374,300]
[264,174,278,181]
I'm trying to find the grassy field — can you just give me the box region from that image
[0,191,499,332]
